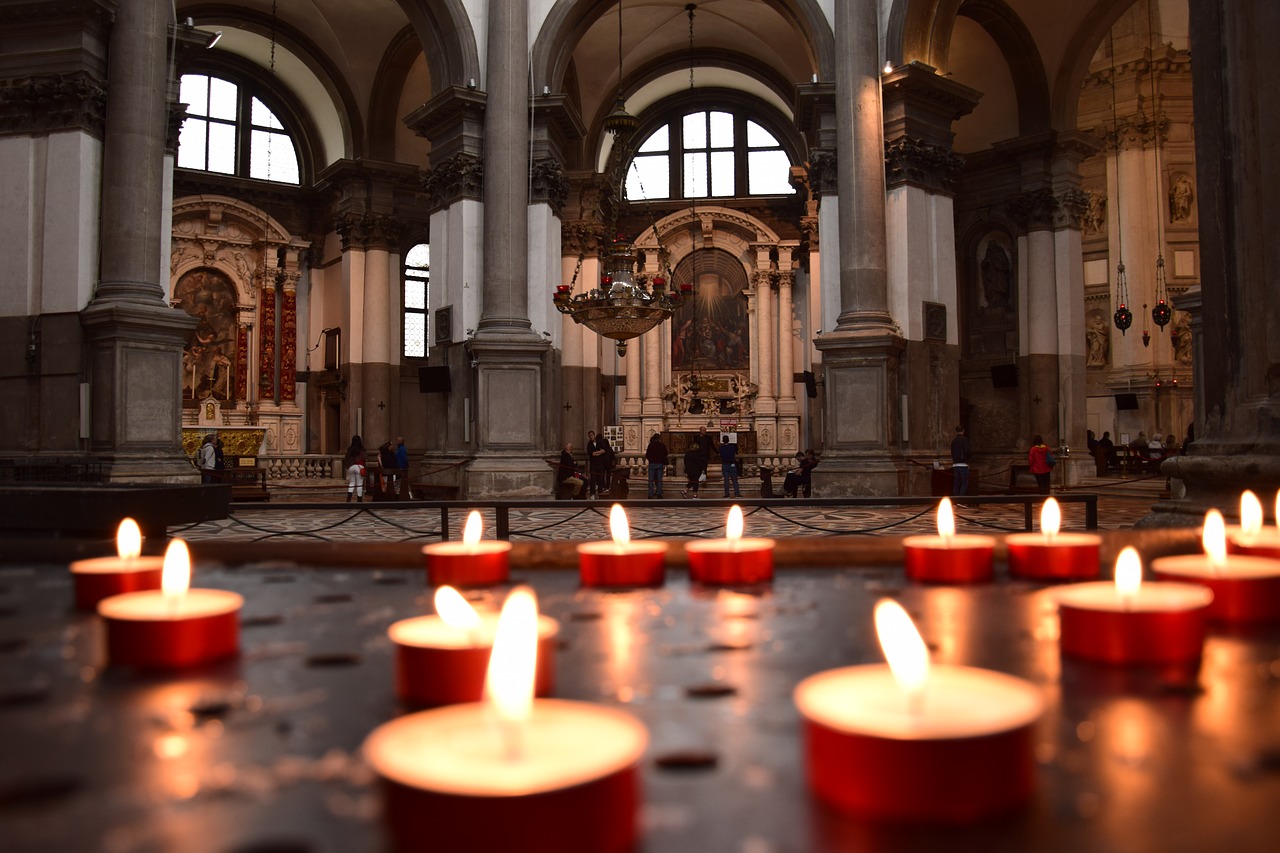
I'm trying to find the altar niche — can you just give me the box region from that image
[670,250,751,372]
[662,371,759,421]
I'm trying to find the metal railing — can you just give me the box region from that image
[187,493,1098,543]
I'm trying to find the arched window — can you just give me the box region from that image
[626,109,796,201]
[403,243,430,358]
[177,73,300,184]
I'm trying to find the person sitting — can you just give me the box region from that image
[1098,431,1117,471]
[557,443,585,497]
[782,450,819,497]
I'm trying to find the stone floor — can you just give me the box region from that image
[176,473,1168,543]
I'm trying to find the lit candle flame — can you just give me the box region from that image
[1041,498,1061,541]
[1202,509,1228,573]
[1275,490,1280,535]
[434,585,481,632]
[463,510,484,549]
[484,586,539,760]
[161,539,191,601]
[1114,546,1143,609]
[1239,491,1262,544]
[726,505,744,547]
[116,518,142,561]
[874,598,930,715]
[609,503,630,547]
[936,497,955,543]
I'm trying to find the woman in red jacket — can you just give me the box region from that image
[1027,434,1053,495]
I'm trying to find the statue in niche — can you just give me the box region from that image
[978,243,1012,311]
[1083,191,1107,236]
[1086,309,1110,367]
[1173,312,1193,364]
[661,373,695,416]
[1170,175,1194,223]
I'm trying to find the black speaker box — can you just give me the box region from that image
[990,363,1019,388]
[1114,392,1139,411]
[418,366,452,394]
[803,370,818,398]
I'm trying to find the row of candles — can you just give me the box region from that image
[66,492,1280,847]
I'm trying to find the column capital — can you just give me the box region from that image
[419,152,484,212]
[0,71,107,137]
[334,211,405,252]
[530,157,569,214]
[806,151,839,198]
[884,138,965,193]
[1006,188,1059,232]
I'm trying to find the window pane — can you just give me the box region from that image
[709,111,733,147]
[626,155,669,200]
[250,130,300,183]
[637,125,668,153]
[180,75,209,116]
[405,243,430,268]
[404,279,426,309]
[207,121,236,173]
[404,312,426,358]
[682,112,706,149]
[710,151,734,196]
[748,150,796,195]
[746,120,778,148]
[177,118,208,169]
[683,152,707,197]
[251,97,285,130]
[207,77,238,121]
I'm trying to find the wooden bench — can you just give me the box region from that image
[224,466,269,502]
[545,459,586,500]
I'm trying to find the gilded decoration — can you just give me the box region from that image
[181,429,266,457]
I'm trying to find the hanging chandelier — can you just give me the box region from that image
[552,0,686,357]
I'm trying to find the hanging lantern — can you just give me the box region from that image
[1113,262,1132,334]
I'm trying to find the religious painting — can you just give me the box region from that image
[175,268,239,401]
[670,249,750,371]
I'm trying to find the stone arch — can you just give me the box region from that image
[395,0,481,93]
[1051,0,1146,131]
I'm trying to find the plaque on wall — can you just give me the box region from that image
[435,305,453,343]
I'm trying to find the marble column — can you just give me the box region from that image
[1157,0,1280,521]
[776,268,800,454]
[813,0,905,495]
[467,0,553,496]
[81,0,196,482]
[753,271,777,453]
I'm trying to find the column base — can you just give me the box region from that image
[810,454,907,497]
[1141,451,1280,527]
[465,455,558,499]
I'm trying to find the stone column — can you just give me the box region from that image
[81,0,196,481]
[258,265,278,403]
[776,267,801,454]
[813,0,905,495]
[280,273,299,403]
[1157,0,1280,521]
[1010,189,1060,446]
[465,0,553,496]
[753,270,777,454]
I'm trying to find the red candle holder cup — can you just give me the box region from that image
[685,539,775,585]
[1226,528,1280,559]
[1005,533,1101,581]
[98,590,243,669]
[795,665,1043,823]
[70,555,164,611]
[1055,582,1213,665]
[1152,554,1280,624]
[902,535,996,584]
[366,700,647,853]
[577,542,668,588]
[389,613,560,707]
[422,541,512,587]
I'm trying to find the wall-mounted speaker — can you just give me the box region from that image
[990,363,1019,388]
[1114,392,1139,410]
[418,366,452,394]
[802,370,818,398]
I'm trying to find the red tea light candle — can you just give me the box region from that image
[577,504,668,588]
[1152,509,1280,624]
[1226,490,1280,558]
[685,505,775,585]
[422,510,512,587]
[366,587,648,852]
[97,540,242,669]
[1055,546,1213,665]
[794,599,1043,823]
[903,498,996,584]
[390,585,559,707]
[1005,497,1101,581]
[70,518,164,610]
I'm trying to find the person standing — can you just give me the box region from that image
[719,435,742,498]
[645,432,668,498]
[950,425,971,497]
[1028,434,1053,495]
[395,436,409,478]
[682,444,704,498]
[197,433,218,484]
[587,430,613,498]
[343,435,367,502]
[693,425,715,492]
